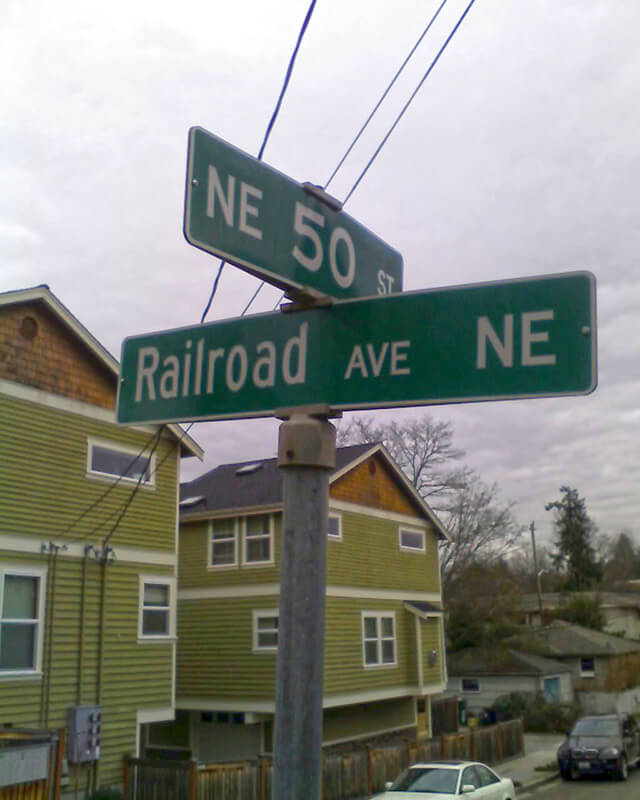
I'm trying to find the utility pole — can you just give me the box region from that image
[273,413,336,800]
[530,521,544,623]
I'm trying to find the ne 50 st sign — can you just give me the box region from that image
[184,127,403,299]
[117,272,596,425]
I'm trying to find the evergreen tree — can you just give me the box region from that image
[546,486,602,590]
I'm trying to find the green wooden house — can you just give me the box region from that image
[146,444,448,762]
[0,286,202,791]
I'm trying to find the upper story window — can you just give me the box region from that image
[253,611,279,651]
[210,519,238,568]
[139,577,175,640]
[0,568,46,674]
[399,527,426,553]
[328,513,342,540]
[88,439,155,487]
[362,612,396,667]
[580,657,595,678]
[244,515,273,565]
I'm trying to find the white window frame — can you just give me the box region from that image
[0,566,47,677]
[243,515,274,567]
[461,677,480,693]
[398,527,426,553]
[208,518,239,569]
[252,610,279,652]
[138,576,176,642]
[328,512,343,541]
[361,611,397,668]
[87,437,156,488]
[580,657,595,678]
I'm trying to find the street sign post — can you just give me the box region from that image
[184,126,403,300]
[117,271,596,425]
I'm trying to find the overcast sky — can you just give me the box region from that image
[2,0,638,549]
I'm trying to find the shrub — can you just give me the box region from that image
[492,692,581,733]
[89,790,123,800]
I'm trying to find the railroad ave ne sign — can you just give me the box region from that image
[117,272,596,425]
[184,127,403,299]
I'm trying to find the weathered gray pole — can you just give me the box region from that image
[273,413,336,800]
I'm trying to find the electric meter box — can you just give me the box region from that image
[68,705,101,764]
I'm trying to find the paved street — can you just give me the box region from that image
[521,769,640,799]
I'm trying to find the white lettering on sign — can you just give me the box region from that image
[522,311,556,366]
[377,270,395,295]
[476,311,556,369]
[133,322,308,403]
[206,165,263,240]
[292,201,356,289]
[344,341,411,379]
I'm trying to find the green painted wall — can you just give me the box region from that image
[1,393,178,551]
[179,510,440,595]
[177,597,427,701]
[323,697,415,745]
[1,393,181,789]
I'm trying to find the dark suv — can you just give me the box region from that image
[557,714,640,781]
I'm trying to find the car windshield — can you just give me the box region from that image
[572,718,618,737]
[390,767,458,794]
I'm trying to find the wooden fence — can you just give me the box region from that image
[124,719,524,800]
[0,728,65,800]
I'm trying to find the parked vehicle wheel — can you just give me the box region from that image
[617,755,628,781]
[560,767,572,781]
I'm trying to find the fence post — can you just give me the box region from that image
[189,759,198,800]
[519,718,525,755]
[123,756,131,800]
[366,748,372,798]
[470,729,477,761]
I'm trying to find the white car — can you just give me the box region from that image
[372,761,516,799]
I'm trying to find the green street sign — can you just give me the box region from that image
[184,126,403,299]
[117,272,596,425]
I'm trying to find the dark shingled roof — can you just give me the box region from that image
[448,647,571,677]
[180,443,375,514]
[507,620,640,658]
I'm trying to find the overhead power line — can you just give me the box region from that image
[323,0,449,192]
[199,0,317,324]
[343,0,478,205]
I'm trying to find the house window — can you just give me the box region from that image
[88,439,154,486]
[362,612,396,667]
[0,569,45,673]
[328,513,342,540]
[461,678,480,693]
[399,528,426,552]
[253,611,279,651]
[210,519,237,568]
[139,578,174,640]
[580,657,595,677]
[244,515,273,565]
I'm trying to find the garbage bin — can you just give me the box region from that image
[458,699,467,726]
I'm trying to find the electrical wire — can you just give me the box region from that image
[199,0,317,324]
[61,430,161,537]
[343,0,478,204]
[245,0,459,316]
[323,0,449,192]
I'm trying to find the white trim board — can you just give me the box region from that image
[178,584,442,603]
[0,534,176,567]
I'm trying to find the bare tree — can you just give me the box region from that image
[338,413,464,502]
[440,470,523,595]
[339,414,524,595]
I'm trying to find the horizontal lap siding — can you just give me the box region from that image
[1,394,177,551]
[421,619,442,686]
[328,512,440,594]
[177,596,420,702]
[0,553,175,786]
[323,697,415,743]
[177,597,277,700]
[324,599,415,695]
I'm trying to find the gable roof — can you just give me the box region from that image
[508,620,640,658]
[180,442,449,540]
[448,646,571,677]
[0,285,202,458]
